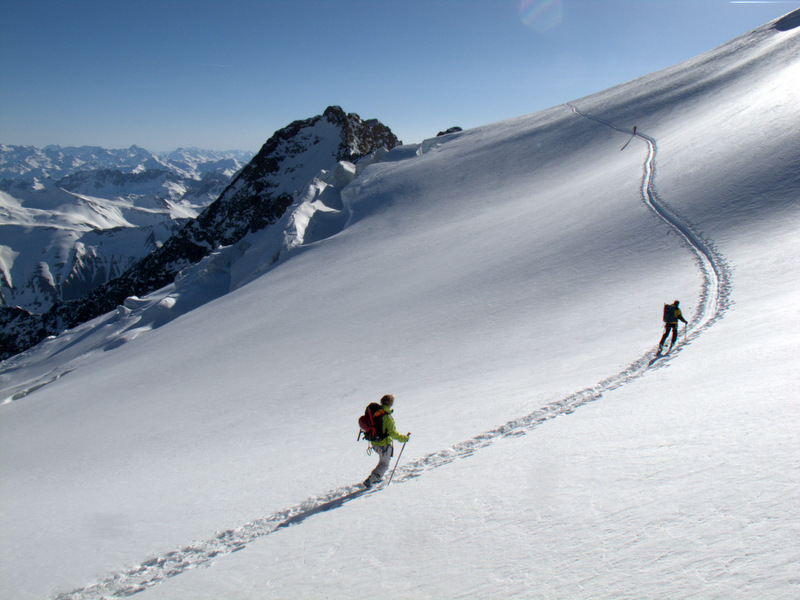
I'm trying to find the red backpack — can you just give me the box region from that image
[358,403,387,442]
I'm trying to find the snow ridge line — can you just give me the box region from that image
[53,107,732,600]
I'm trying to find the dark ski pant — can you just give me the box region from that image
[659,323,679,348]
[368,443,393,484]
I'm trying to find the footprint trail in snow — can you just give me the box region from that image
[54,107,732,600]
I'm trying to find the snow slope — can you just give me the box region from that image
[1,11,799,600]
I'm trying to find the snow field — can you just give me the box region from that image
[2,12,800,600]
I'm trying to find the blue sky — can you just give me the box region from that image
[0,0,796,151]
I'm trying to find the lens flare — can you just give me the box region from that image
[519,0,562,32]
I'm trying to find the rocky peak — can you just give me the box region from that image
[322,105,401,159]
[194,106,401,247]
[0,108,400,360]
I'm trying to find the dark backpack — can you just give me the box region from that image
[358,402,387,442]
[663,303,676,323]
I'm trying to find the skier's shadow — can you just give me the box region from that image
[275,487,368,530]
[647,340,685,367]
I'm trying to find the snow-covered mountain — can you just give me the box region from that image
[0,145,252,317]
[0,144,251,184]
[0,110,397,359]
[1,9,799,600]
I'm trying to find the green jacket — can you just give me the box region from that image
[373,405,409,446]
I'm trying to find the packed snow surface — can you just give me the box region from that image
[1,11,799,600]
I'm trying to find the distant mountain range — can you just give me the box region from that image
[0,144,254,317]
[0,107,400,359]
[0,144,252,185]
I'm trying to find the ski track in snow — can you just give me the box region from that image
[54,107,732,600]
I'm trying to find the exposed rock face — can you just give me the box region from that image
[0,107,400,360]
[194,106,399,246]
[437,127,462,137]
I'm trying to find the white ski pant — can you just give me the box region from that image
[370,443,393,481]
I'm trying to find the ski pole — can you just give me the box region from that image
[387,438,408,486]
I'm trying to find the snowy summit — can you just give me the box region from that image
[0,107,398,359]
[1,10,799,600]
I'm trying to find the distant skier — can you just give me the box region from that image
[363,394,410,488]
[659,300,687,352]
[620,125,638,151]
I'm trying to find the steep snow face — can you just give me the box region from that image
[1,12,800,600]
[571,13,800,226]
[199,106,399,246]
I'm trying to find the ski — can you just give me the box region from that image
[648,346,669,366]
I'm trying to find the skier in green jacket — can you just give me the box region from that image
[364,394,410,488]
